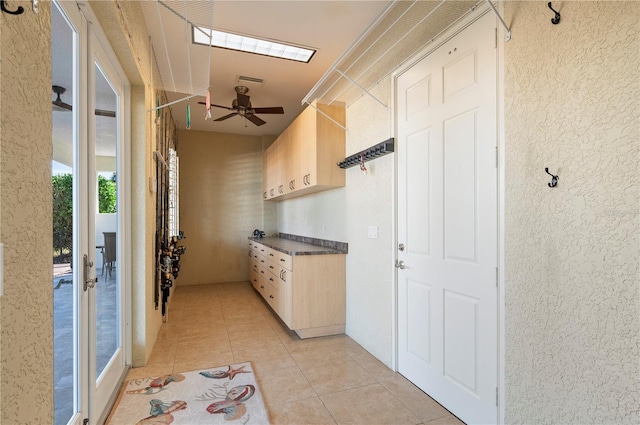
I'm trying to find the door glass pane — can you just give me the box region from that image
[93,63,120,378]
[52,4,77,424]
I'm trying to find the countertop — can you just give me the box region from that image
[249,234,348,256]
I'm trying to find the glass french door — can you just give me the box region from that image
[53,2,128,424]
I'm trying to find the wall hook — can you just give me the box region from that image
[547,2,561,25]
[1,0,24,15]
[545,168,559,188]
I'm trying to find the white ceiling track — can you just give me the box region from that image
[486,0,511,41]
[302,0,503,113]
[145,0,215,114]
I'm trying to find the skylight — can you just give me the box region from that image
[193,26,316,63]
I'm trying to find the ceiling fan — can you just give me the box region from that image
[199,86,284,126]
[52,85,116,118]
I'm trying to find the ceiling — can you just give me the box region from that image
[140,0,392,136]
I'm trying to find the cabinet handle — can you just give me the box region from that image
[279,185,284,194]
[269,265,274,270]
[269,295,274,299]
[263,192,267,199]
[270,189,274,196]
[279,270,283,279]
[260,285,264,289]
[291,179,296,190]
[260,259,265,263]
[260,270,265,274]
[269,253,274,257]
[270,277,274,282]
[282,270,287,282]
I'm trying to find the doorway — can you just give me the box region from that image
[395,11,498,424]
[52,2,129,423]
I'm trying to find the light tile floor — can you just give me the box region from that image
[119,282,464,425]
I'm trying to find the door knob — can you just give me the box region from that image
[395,260,406,269]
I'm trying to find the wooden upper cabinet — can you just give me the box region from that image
[264,102,345,201]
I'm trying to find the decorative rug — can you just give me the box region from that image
[107,362,269,424]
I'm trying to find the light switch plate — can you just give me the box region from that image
[368,225,378,239]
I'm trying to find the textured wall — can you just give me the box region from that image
[178,130,264,285]
[0,2,54,423]
[503,1,640,423]
[276,79,394,366]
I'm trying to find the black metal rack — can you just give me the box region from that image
[338,138,394,169]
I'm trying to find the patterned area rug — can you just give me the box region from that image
[108,362,269,424]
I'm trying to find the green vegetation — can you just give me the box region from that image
[52,173,117,263]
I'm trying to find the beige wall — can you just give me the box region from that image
[0,2,53,423]
[503,2,639,422]
[177,130,267,285]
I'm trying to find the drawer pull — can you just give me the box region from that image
[269,253,274,257]
[260,285,264,289]
[260,270,265,274]
[269,295,274,299]
[269,278,274,282]
[280,259,285,262]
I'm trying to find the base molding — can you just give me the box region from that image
[294,324,345,339]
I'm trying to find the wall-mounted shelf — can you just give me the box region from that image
[338,138,394,169]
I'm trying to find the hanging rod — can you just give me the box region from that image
[147,93,200,113]
[486,0,511,41]
[338,138,394,169]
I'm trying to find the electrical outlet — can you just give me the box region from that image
[368,225,378,239]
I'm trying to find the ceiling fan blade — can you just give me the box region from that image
[52,100,73,112]
[199,101,234,111]
[52,100,116,118]
[214,112,239,122]
[237,93,251,108]
[95,109,116,118]
[246,114,266,126]
[252,107,284,114]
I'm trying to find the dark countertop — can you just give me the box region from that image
[249,235,347,256]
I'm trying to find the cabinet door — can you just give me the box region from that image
[275,265,292,326]
[296,106,317,189]
[287,112,306,193]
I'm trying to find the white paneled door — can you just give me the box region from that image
[396,12,497,424]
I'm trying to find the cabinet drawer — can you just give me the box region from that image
[266,280,278,310]
[250,258,260,274]
[273,250,292,270]
[249,268,260,290]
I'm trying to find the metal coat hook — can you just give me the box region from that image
[360,154,367,173]
[1,0,24,15]
[545,168,559,188]
[548,2,561,25]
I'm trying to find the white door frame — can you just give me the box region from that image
[391,4,506,423]
[54,1,132,423]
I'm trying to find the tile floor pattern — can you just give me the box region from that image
[117,282,464,425]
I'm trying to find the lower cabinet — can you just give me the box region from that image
[248,241,346,338]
